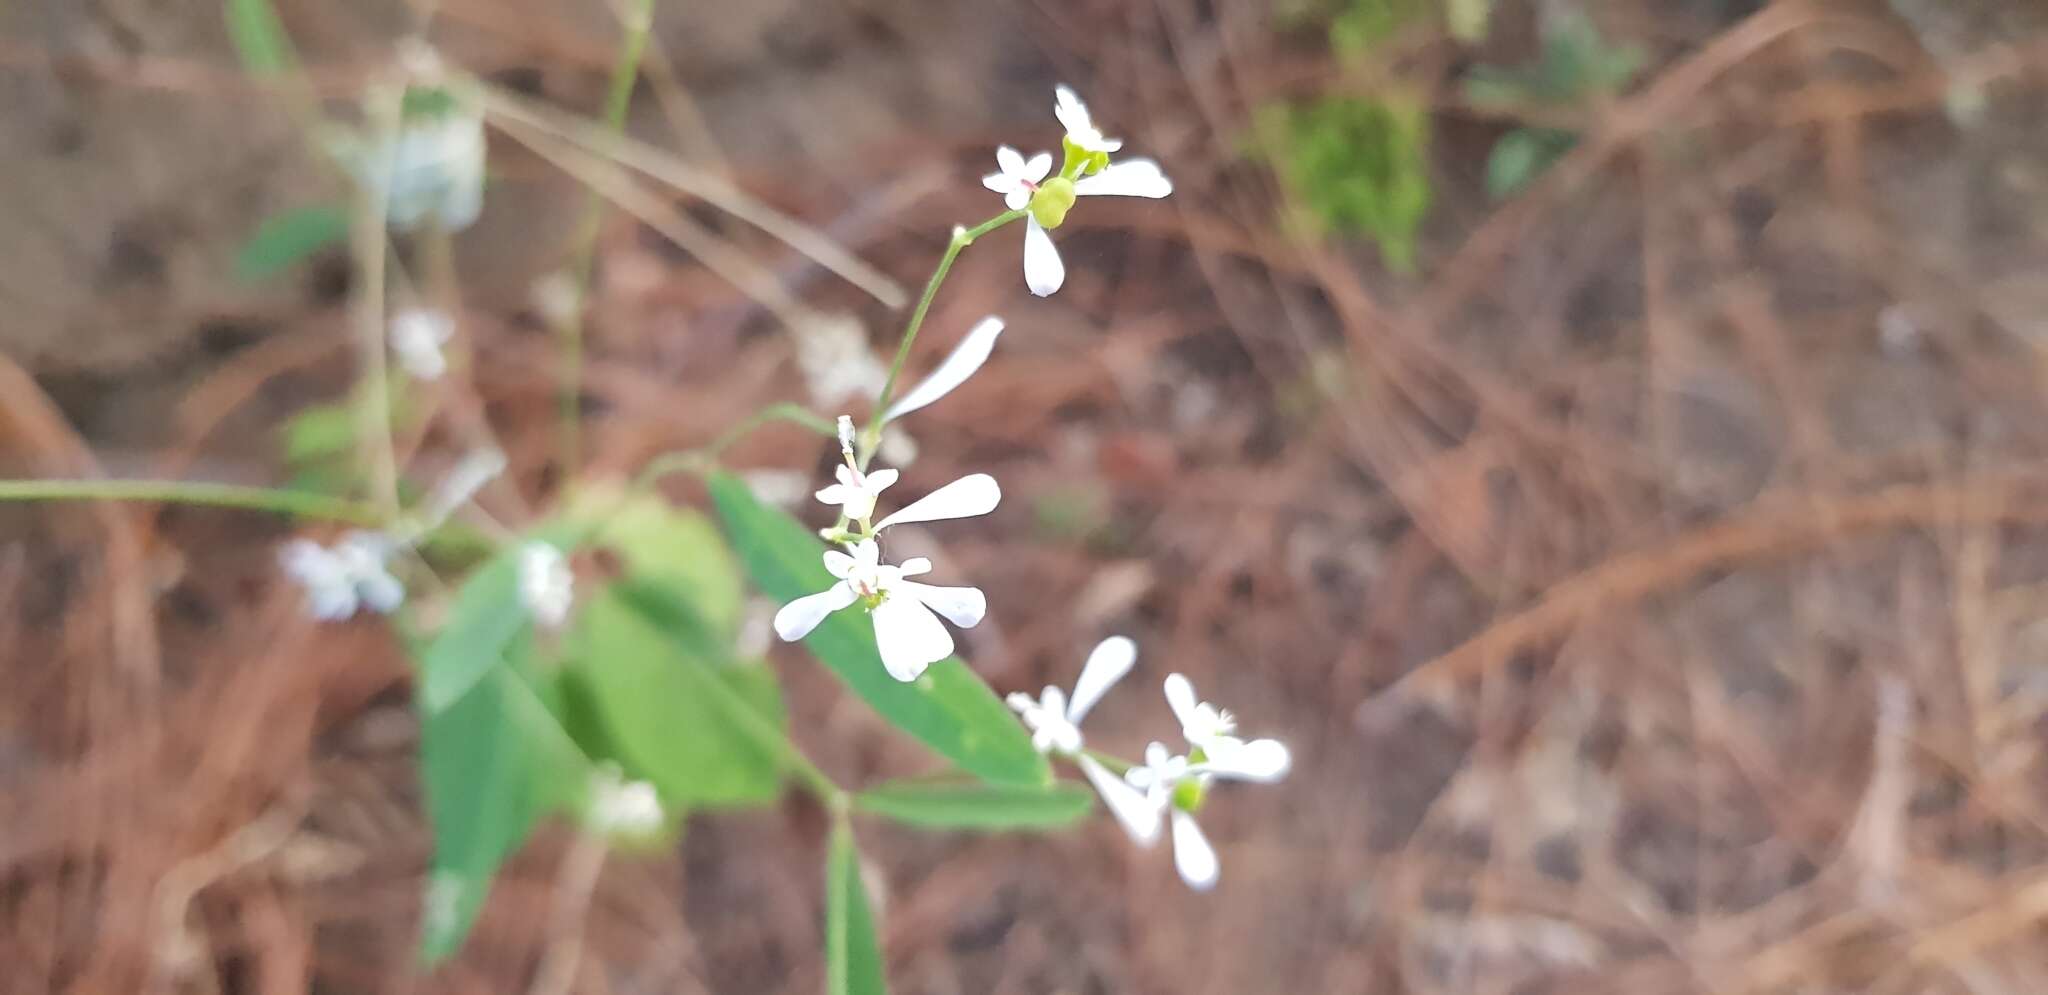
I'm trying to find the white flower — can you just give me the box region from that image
[342,98,487,232]
[389,308,454,381]
[1007,636,1136,755]
[518,542,574,629]
[1164,673,1292,783]
[1123,743,1220,890]
[981,146,1054,211]
[882,317,1005,424]
[815,464,898,523]
[1055,85,1123,155]
[280,531,405,621]
[771,539,986,682]
[585,768,664,836]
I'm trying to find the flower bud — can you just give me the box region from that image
[1029,177,1078,229]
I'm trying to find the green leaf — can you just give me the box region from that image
[223,0,296,76]
[855,779,1094,830]
[566,488,743,640]
[1486,127,1574,200]
[567,582,785,807]
[827,822,888,995]
[707,473,1048,787]
[417,662,588,963]
[282,403,357,464]
[235,204,348,281]
[417,543,539,713]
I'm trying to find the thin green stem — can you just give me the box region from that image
[557,0,658,478]
[353,88,405,515]
[632,402,837,491]
[0,479,384,524]
[861,209,1023,465]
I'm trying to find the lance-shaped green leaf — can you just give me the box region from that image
[416,546,534,712]
[566,581,785,807]
[417,650,588,964]
[235,204,348,281]
[827,821,888,995]
[707,473,1046,786]
[855,779,1094,830]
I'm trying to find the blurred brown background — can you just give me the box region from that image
[8,0,2048,991]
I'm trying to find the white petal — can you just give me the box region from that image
[850,539,882,571]
[1080,754,1163,846]
[1006,691,1037,715]
[897,556,933,577]
[875,474,1002,530]
[1163,673,1200,733]
[1199,738,1291,782]
[866,468,899,493]
[1023,151,1054,183]
[1171,810,1220,890]
[773,582,857,641]
[871,596,955,681]
[358,568,407,615]
[984,170,1019,196]
[1023,217,1065,297]
[1074,158,1173,199]
[815,483,851,506]
[821,549,858,578]
[1054,84,1090,135]
[895,581,986,628]
[1005,186,1033,211]
[995,145,1025,178]
[882,316,1005,423]
[1067,636,1136,724]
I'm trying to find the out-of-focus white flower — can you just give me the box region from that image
[280,531,405,621]
[518,542,574,629]
[882,317,1005,424]
[347,94,486,232]
[982,146,1055,211]
[772,539,986,681]
[795,313,889,408]
[585,767,664,836]
[741,469,812,509]
[878,426,919,467]
[389,308,454,381]
[1164,673,1292,783]
[1055,85,1123,155]
[1007,636,1137,755]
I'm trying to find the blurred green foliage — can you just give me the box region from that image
[1258,97,1432,273]
[1466,13,1644,199]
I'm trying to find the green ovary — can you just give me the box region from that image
[1029,178,1078,229]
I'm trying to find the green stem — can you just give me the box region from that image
[354,88,404,515]
[633,403,837,491]
[0,479,385,524]
[557,0,658,478]
[860,209,1023,465]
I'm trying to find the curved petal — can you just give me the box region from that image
[1053,84,1090,135]
[821,549,858,578]
[875,474,1002,530]
[1171,810,1220,890]
[773,582,857,641]
[849,539,882,571]
[1080,754,1163,846]
[895,581,986,628]
[1199,737,1291,783]
[1005,186,1032,211]
[1163,673,1200,732]
[1067,636,1137,724]
[897,556,933,577]
[866,468,899,493]
[814,483,851,506]
[1023,151,1054,182]
[1023,217,1065,297]
[1005,691,1037,715]
[1074,158,1173,199]
[357,569,407,615]
[882,316,1005,423]
[870,596,954,681]
[995,145,1025,177]
[982,170,1014,195]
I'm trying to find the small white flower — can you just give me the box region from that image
[882,317,1005,424]
[771,539,986,682]
[1164,673,1292,783]
[740,469,812,509]
[347,100,487,232]
[518,542,574,629]
[981,146,1055,211]
[389,308,454,381]
[1055,84,1124,155]
[1123,742,1221,890]
[280,531,405,621]
[814,464,899,523]
[795,314,889,408]
[1007,636,1137,755]
[585,768,664,836]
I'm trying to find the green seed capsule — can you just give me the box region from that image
[1029,177,1078,229]
[1172,778,1206,813]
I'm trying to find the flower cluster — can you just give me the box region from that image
[1010,642,1290,890]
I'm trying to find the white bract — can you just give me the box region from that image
[280,531,405,621]
[389,308,454,381]
[1000,88,1174,297]
[882,317,1005,424]
[1007,636,1136,756]
[518,542,574,629]
[772,539,987,682]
